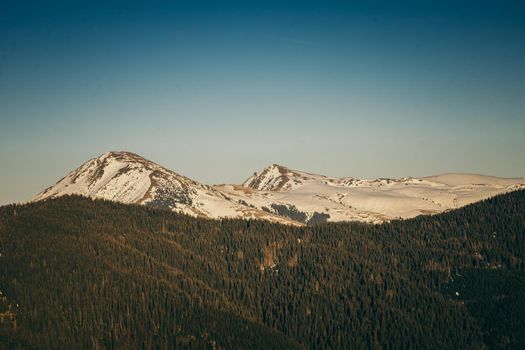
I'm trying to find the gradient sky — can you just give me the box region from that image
[1,0,524,204]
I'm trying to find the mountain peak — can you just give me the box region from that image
[100,151,154,165]
[33,151,181,205]
[242,163,321,192]
[267,163,288,170]
[32,152,299,225]
[262,163,292,176]
[103,150,136,158]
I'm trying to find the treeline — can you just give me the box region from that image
[0,190,524,349]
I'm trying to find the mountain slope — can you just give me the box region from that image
[2,191,525,348]
[0,197,303,350]
[33,151,297,224]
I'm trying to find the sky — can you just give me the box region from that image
[1,0,524,204]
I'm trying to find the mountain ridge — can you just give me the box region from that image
[32,151,525,224]
[33,151,298,225]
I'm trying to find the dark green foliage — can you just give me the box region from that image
[0,190,524,349]
[146,183,192,209]
[262,203,308,223]
[307,212,330,225]
[261,204,330,224]
[443,269,525,349]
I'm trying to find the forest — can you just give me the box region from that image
[0,190,524,349]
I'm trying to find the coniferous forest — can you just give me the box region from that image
[1,190,524,349]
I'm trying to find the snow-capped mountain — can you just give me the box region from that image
[32,152,294,224]
[219,163,525,224]
[33,152,525,225]
[242,164,325,192]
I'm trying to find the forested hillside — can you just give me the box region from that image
[1,191,524,349]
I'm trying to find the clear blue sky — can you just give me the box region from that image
[1,0,524,204]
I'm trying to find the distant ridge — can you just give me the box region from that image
[33,151,525,224]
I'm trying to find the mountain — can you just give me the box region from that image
[2,191,525,348]
[32,151,294,225]
[221,164,525,223]
[33,151,525,224]
[242,164,325,192]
